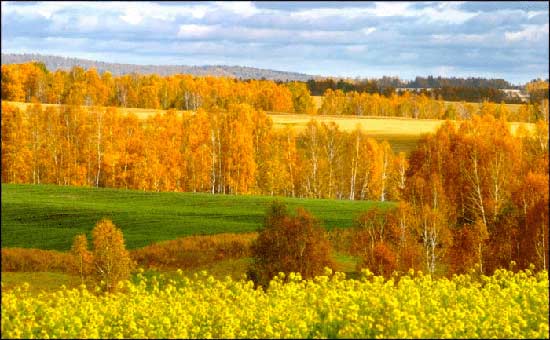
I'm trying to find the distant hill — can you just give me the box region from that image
[1,53,319,81]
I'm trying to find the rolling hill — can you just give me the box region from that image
[1,53,319,81]
[1,184,391,251]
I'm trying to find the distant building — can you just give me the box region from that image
[499,89,530,102]
[395,88,434,93]
[396,87,530,102]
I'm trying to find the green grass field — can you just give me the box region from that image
[1,184,392,251]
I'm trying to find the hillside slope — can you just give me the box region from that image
[1,53,318,81]
[1,184,391,250]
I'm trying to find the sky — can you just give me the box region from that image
[1,1,549,84]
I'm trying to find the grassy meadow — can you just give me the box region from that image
[1,184,392,251]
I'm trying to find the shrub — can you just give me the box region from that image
[248,201,334,286]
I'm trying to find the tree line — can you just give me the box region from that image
[306,76,516,94]
[1,62,311,113]
[319,89,548,122]
[2,102,403,200]
[305,76,535,104]
[3,62,549,122]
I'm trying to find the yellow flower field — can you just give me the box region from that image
[1,268,548,339]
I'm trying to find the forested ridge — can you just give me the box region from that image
[1,53,316,81]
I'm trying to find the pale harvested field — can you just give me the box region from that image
[270,113,443,134]
[270,113,534,153]
[3,101,534,154]
[2,101,189,120]
[271,113,533,134]
[271,113,444,153]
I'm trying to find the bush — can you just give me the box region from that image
[248,201,334,286]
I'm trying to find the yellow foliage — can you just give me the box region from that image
[92,219,134,291]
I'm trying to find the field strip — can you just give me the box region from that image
[2,100,534,136]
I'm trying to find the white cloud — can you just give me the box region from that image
[3,2,215,24]
[371,2,411,17]
[505,24,549,42]
[120,9,143,25]
[289,2,477,24]
[232,27,286,40]
[361,27,377,36]
[177,25,286,41]
[527,10,546,19]
[117,3,209,24]
[1,1,548,84]
[178,24,219,38]
[297,30,350,41]
[175,25,372,45]
[289,3,411,20]
[1,1,68,19]
[416,2,479,24]
[213,1,260,17]
[48,12,71,31]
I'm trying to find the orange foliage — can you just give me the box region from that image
[1,101,406,201]
[2,62,548,277]
[1,62,299,113]
[406,114,548,273]
[249,202,334,286]
[3,62,546,122]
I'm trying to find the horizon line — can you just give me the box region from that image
[3,51,546,86]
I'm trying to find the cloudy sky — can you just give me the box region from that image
[2,1,548,84]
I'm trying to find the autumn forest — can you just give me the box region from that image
[1,61,548,278]
[3,1,550,337]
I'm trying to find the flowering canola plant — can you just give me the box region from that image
[1,268,548,339]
